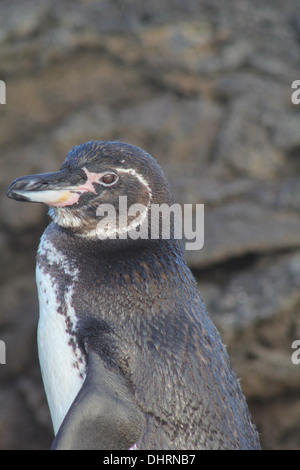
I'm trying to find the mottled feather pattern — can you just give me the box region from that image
[41,221,259,449]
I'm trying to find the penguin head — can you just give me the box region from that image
[7,141,175,240]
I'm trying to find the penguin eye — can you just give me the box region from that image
[100,173,119,186]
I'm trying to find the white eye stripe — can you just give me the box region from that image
[115,168,152,202]
[48,167,153,238]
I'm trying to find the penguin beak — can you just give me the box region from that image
[6,169,87,207]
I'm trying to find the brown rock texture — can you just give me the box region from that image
[1,0,300,449]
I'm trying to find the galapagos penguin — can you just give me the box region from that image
[7,140,260,450]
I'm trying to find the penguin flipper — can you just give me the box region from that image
[51,350,144,450]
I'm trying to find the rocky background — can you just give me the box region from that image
[1,0,300,449]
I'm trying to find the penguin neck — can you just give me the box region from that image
[51,221,184,263]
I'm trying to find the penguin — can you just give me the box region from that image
[6,140,260,450]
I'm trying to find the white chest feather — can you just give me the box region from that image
[36,236,86,434]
